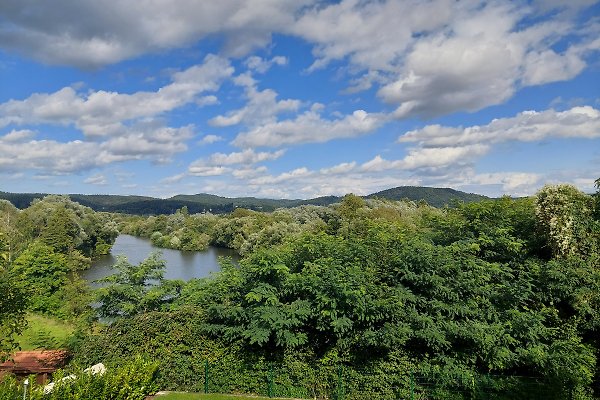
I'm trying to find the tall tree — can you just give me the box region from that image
[96,252,183,318]
[536,184,597,258]
[0,233,28,360]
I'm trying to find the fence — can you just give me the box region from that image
[197,360,581,400]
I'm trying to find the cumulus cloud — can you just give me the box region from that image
[0,0,308,68]
[233,108,387,148]
[244,55,288,73]
[0,54,232,137]
[207,149,286,165]
[232,166,268,179]
[209,73,300,128]
[0,121,195,175]
[100,123,194,163]
[1,0,597,123]
[233,162,422,198]
[399,106,600,147]
[292,105,592,192]
[188,165,230,177]
[0,55,232,174]
[186,149,284,178]
[1,129,36,142]
[0,138,119,173]
[468,172,542,194]
[84,174,108,185]
[160,173,187,184]
[292,0,598,118]
[291,0,451,72]
[198,134,224,145]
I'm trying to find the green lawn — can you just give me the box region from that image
[156,393,295,400]
[16,314,75,350]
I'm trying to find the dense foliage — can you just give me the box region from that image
[78,184,600,399]
[0,234,28,361]
[2,183,599,399]
[0,196,118,357]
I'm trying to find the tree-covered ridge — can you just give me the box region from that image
[367,185,488,206]
[0,185,488,215]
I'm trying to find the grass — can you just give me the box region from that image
[156,393,294,400]
[16,314,75,350]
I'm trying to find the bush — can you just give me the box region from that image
[0,357,158,400]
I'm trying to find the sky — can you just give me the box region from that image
[0,0,599,199]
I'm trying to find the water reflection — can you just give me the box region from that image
[83,234,239,283]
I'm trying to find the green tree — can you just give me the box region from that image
[594,177,600,220]
[0,234,28,361]
[0,200,24,263]
[40,206,80,254]
[12,241,71,315]
[96,252,183,318]
[536,184,597,258]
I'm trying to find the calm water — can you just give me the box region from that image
[83,234,238,283]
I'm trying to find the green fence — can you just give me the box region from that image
[198,360,581,400]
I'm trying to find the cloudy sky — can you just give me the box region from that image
[1,0,599,199]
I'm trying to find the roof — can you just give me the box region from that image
[0,350,69,374]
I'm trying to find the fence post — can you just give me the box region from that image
[410,371,414,400]
[204,359,209,394]
[268,363,274,398]
[337,364,344,400]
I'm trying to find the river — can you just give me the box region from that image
[83,234,239,283]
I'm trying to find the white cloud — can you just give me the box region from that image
[320,162,357,175]
[468,172,542,194]
[291,0,453,72]
[0,0,308,68]
[160,173,187,184]
[100,124,194,163]
[0,0,596,124]
[292,0,598,118]
[244,55,288,73]
[0,55,232,175]
[186,149,284,178]
[233,109,387,148]
[199,134,224,145]
[1,129,36,142]
[209,75,300,128]
[399,106,600,147]
[207,149,286,165]
[188,165,230,177]
[84,174,108,185]
[0,54,232,137]
[195,95,219,107]
[0,138,118,173]
[249,167,314,185]
[0,121,195,174]
[232,166,268,179]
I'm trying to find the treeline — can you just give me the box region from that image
[72,183,600,399]
[117,203,343,254]
[0,196,118,355]
[0,186,488,215]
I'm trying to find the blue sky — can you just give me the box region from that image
[0,0,599,199]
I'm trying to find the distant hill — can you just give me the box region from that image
[0,186,489,215]
[367,186,488,208]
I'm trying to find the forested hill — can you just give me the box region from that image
[367,186,488,206]
[0,186,488,214]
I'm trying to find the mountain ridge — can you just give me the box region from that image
[0,186,489,215]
